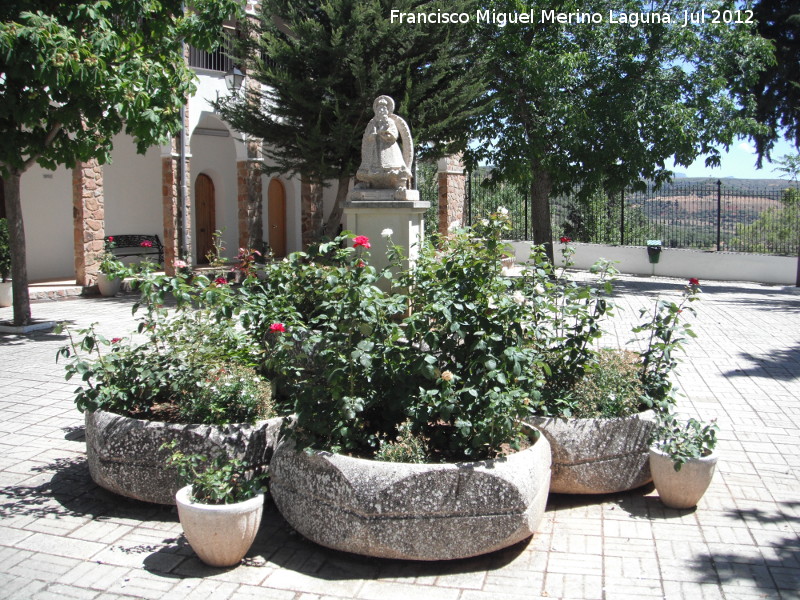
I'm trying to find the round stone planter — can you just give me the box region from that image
[269,426,551,561]
[85,410,284,505]
[176,486,264,567]
[649,447,719,509]
[527,411,656,494]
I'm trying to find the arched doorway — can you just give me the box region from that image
[268,178,286,258]
[195,174,216,264]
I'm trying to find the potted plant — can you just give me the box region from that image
[649,412,719,509]
[526,250,702,495]
[58,266,282,504]
[96,236,124,296]
[0,218,11,307]
[254,213,552,560]
[165,443,267,567]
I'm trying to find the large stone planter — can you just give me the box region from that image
[85,410,284,505]
[527,411,656,494]
[269,426,551,561]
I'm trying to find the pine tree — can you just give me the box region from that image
[218,0,487,240]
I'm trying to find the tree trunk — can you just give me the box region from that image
[322,175,352,239]
[529,169,554,263]
[3,171,31,326]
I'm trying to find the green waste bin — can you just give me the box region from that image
[646,240,662,264]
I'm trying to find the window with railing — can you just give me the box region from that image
[188,28,236,72]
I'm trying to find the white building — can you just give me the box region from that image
[6,11,343,285]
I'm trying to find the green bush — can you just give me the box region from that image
[58,268,274,425]
[650,412,718,471]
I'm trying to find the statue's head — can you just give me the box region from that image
[373,95,394,116]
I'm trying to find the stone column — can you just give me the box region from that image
[162,151,180,275]
[437,155,466,235]
[301,178,324,248]
[72,159,105,286]
[237,140,263,252]
[161,143,191,274]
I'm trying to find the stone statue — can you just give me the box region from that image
[355,95,413,191]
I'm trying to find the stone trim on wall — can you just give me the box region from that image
[437,155,466,235]
[72,159,105,286]
[161,155,180,275]
[237,159,264,252]
[301,178,323,248]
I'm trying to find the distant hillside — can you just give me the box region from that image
[666,176,796,191]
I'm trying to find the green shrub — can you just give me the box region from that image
[58,267,274,425]
[650,412,718,471]
[163,441,267,504]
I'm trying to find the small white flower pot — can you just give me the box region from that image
[175,485,264,567]
[96,273,121,297]
[0,281,11,307]
[649,447,719,509]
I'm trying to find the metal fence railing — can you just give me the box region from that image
[466,172,800,257]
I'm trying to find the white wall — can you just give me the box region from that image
[508,241,799,286]
[190,131,238,261]
[104,136,163,239]
[20,164,73,281]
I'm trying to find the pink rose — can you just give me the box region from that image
[353,235,371,249]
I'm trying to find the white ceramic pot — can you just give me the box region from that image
[175,485,264,567]
[649,447,719,509]
[0,281,11,307]
[96,273,121,297]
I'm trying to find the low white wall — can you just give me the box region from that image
[508,241,799,286]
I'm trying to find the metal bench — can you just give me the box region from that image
[104,234,164,264]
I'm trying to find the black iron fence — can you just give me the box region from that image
[467,172,800,257]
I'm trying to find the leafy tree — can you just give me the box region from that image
[749,0,800,163]
[217,0,487,240]
[730,186,799,255]
[467,0,773,261]
[0,0,240,325]
[732,152,800,254]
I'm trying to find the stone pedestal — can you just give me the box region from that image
[343,190,429,280]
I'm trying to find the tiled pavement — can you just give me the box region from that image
[1,274,799,600]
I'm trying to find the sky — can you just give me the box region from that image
[678,137,797,180]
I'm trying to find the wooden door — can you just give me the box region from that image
[195,174,216,264]
[268,178,286,258]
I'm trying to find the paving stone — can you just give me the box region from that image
[1,277,798,599]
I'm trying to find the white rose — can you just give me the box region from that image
[381,228,393,238]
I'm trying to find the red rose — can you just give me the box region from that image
[689,277,700,286]
[269,323,286,333]
[214,277,228,285]
[140,240,153,248]
[353,235,371,249]
[560,236,572,243]
[107,236,114,242]
[110,337,123,344]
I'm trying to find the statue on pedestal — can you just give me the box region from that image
[355,95,413,193]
